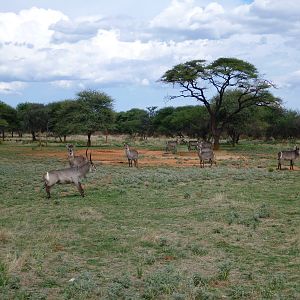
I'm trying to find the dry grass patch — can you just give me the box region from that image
[76,207,104,221]
[6,251,31,273]
[0,229,13,244]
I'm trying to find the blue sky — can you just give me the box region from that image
[0,0,299,111]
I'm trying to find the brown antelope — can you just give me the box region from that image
[43,152,96,198]
[124,144,139,167]
[198,140,213,149]
[66,144,88,167]
[165,140,178,153]
[277,146,299,170]
[197,141,215,168]
[187,140,198,151]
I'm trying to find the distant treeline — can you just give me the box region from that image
[0,89,299,146]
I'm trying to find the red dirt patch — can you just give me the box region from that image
[27,148,246,167]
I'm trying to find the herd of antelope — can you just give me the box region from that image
[42,141,299,198]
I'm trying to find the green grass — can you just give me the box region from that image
[0,141,299,299]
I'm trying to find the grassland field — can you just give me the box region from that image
[0,136,299,299]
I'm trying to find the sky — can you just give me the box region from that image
[0,0,299,112]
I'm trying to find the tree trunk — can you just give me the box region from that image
[58,136,63,142]
[210,115,222,150]
[212,133,221,150]
[87,132,92,147]
[63,135,67,142]
[11,131,14,138]
[39,130,42,149]
[2,129,4,141]
[31,131,36,141]
[105,129,108,143]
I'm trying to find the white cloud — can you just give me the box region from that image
[0,7,68,47]
[150,0,225,30]
[51,80,74,88]
[0,81,26,94]
[0,2,299,109]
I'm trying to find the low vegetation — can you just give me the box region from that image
[0,139,299,299]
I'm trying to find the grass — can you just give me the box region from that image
[0,140,299,299]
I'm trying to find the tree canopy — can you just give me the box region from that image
[75,90,114,146]
[161,57,281,148]
[16,103,48,141]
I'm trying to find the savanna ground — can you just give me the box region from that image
[0,135,299,299]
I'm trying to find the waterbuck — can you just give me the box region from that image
[165,140,178,153]
[187,140,198,151]
[66,144,88,167]
[43,152,96,198]
[198,140,213,150]
[124,144,139,167]
[197,142,215,168]
[277,146,299,170]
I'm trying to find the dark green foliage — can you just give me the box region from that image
[76,90,114,146]
[50,100,80,139]
[161,57,280,148]
[153,105,209,138]
[115,108,149,137]
[46,89,115,145]
[16,102,49,141]
[0,101,18,139]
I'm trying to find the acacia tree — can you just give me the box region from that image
[17,103,48,141]
[76,90,114,146]
[0,119,8,140]
[0,101,18,139]
[160,57,280,149]
[51,100,80,142]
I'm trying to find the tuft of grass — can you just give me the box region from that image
[216,261,232,281]
[143,266,181,299]
[63,272,100,299]
[0,261,9,288]
[257,203,271,218]
[228,285,253,299]
[192,273,209,287]
[107,273,132,299]
[188,244,209,256]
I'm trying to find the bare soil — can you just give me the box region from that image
[28,148,247,167]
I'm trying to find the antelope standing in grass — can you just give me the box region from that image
[198,141,213,149]
[43,152,96,198]
[187,140,198,151]
[277,146,299,170]
[124,144,139,167]
[197,141,215,168]
[66,144,88,167]
[165,140,178,153]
